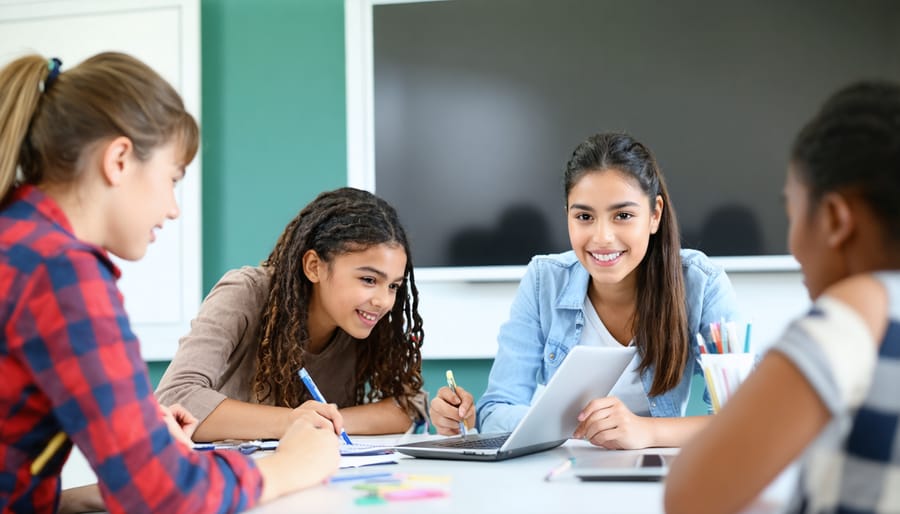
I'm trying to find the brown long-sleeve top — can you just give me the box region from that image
[155,266,427,426]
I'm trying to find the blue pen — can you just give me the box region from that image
[329,471,395,483]
[298,367,353,445]
[743,323,752,353]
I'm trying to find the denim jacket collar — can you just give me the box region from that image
[555,253,591,311]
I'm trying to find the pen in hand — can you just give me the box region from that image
[445,370,468,437]
[297,367,353,445]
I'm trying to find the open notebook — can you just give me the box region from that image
[394,346,636,461]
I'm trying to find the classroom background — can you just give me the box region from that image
[156,0,818,416]
[11,1,884,498]
[4,0,843,417]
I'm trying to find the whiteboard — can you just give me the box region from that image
[0,0,201,360]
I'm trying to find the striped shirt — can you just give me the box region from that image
[1,185,263,513]
[774,272,900,513]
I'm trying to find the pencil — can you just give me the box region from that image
[703,367,722,414]
[30,431,67,475]
[445,370,468,436]
[544,457,575,481]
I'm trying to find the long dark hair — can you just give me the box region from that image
[565,132,687,396]
[791,81,900,245]
[254,187,425,416]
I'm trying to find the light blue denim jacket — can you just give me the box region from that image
[476,249,739,434]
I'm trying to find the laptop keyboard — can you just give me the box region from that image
[432,434,510,449]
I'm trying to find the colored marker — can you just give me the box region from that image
[330,471,395,483]
[695,333,707,354]
[383,488,448,501]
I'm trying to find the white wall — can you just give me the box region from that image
[0,0,202,361]
[416,270,808,359]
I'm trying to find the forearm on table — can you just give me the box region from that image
[478,402,529,433]
[648,415,711,447]
[58,484,104,514]
[194,399,291,441]
[340,399,412,435]
[255,453,318,503]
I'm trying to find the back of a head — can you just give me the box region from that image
[791,80,900,243]
[0,52,198,200]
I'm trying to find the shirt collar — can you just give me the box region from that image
[556,259,591,310]
[12,184,122,279]
[12,183,75,234]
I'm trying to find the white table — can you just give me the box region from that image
[248,436,792,514]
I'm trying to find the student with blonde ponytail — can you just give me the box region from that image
[0,53,338,514]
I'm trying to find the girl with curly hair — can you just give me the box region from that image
[156,187,426,441]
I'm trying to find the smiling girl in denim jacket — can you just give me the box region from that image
[430,132,739,449]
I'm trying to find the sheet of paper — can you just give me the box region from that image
[340,442,395,456]
[339,453,399,469]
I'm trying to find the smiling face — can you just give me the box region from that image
[305,243,408,345]
[567,169,663,290]
[107,140,184,260]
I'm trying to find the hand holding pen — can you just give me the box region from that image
[297,368,353,444]
[428,369,475,436]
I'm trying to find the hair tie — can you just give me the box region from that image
[38,57,62,93]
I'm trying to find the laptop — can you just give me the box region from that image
[395,345,636,461]
[572,451,672,482]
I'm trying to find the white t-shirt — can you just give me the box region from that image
[579,296,651,416]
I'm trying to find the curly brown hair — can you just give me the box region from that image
[253,187,425,417]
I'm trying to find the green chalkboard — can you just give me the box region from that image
[201,0,346,293]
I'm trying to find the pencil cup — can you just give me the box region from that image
[700,353,756,413]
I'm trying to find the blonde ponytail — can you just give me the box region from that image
[0,52,198,202]
[0,56,47,200]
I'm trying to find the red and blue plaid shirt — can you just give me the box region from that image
[1,185,263,513]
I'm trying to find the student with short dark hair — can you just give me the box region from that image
[666,81,900,514]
